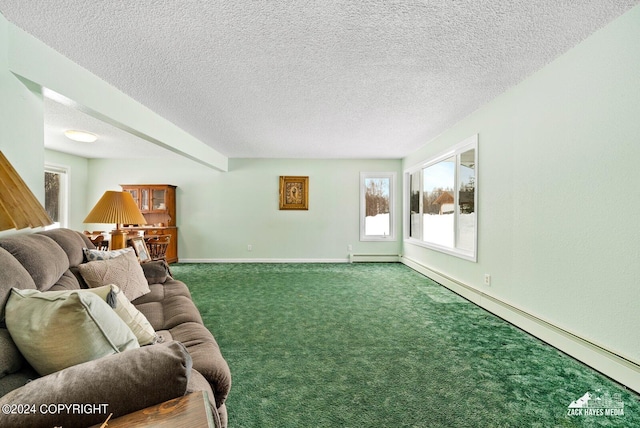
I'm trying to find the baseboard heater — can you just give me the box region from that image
[401,256,640,394]
[348,253,401,263]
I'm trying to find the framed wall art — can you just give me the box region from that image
[129,236,151,263]
[279,176,309,210]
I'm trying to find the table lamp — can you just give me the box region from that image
[83,191,146,250]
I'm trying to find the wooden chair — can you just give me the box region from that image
[144,235,171,262]
[85,231,109,250]
[91,235,109,251]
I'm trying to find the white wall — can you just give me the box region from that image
[2,16,90,236]
[0,15,46,238]
[87,157,402,261]
[403,5,640,384]
[0,16,43,195]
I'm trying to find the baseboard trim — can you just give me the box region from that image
[178,258,349,263]
[348,253,401,263]
[401,256,640,394]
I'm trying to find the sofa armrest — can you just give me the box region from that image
[141,260,172,284]
[0,341,192,428]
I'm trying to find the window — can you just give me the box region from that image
[360,172,396,241]
[405,135,477,261]
[44,163,69,229]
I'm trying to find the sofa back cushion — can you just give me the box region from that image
[0,247,37,321]
[38,228,92,268]
[0,234,68,292]
[48,270,83,291]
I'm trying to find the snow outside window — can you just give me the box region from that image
[405,135,477,261]
[360,172,396,241]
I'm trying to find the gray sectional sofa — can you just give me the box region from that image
[0,228,231,427]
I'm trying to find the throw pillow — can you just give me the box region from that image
[140,260,171,285]
[78,250,151,301]
[5,288,139,376]
[83,247,134,262]
[88,285,157,346]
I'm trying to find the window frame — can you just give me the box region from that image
[403,135,478,261]
[44,162,70,230]
[360,171,397,242]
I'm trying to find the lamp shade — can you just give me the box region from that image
[0,151,53,231]
[84,191,147,226]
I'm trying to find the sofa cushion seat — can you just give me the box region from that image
[133,280,202,331]
[134,279,193,302]
[0,329,23,378]
[0,366,39,398]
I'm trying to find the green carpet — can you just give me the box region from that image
[171,263,639,427]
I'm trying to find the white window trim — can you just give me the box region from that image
[403,135,478,262]
[360,171,397,242]
[44,162,70,230]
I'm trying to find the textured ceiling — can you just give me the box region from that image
[43,97,183,160]
[1,1,638,159]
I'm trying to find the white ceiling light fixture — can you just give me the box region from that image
[64,129,98,143]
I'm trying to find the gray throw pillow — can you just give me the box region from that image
[83,247,134,261]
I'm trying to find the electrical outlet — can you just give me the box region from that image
[348,244,353,252]
[484,274,491,286]
[247,244,252,251]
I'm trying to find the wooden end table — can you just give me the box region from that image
[89,391,215,427]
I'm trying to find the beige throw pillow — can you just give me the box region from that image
[88,285,157,346]
[78,250,150,301]
[5,288,139,376]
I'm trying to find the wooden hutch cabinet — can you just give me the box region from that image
[120,184,178,263]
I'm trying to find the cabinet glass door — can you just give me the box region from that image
[140,189,150,211]
[152,189,166,210]
[125,189,141,210]
[126,189,138,205]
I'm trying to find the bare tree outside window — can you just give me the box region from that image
[45,171,60,223]
[360,172,396,241]
[44,164,69,229]
[365,178,389,217]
